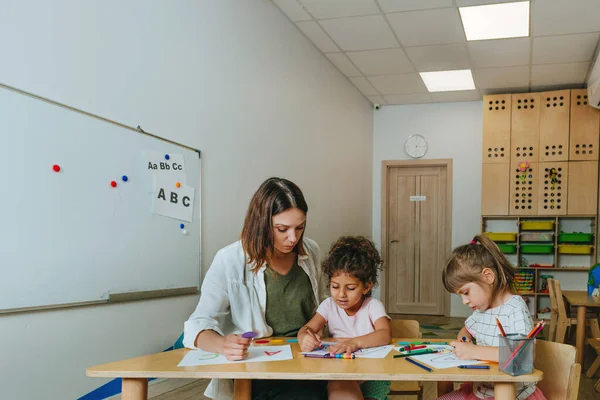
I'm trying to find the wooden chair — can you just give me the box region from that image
[546,278,559,341]
[547,279,600,343]
[586,338,600,392]
[389,320,423,400]
[534,340,581,399]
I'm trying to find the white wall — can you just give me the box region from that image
[0,1,373,398]
[373,101,483,317]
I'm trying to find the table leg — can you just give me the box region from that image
[122,378,148,400]
[576,306,586,365]
[494,382,516,400]
[234,379,252,400]
[437,381,454,396]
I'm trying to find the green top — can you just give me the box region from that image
[265,260,315,337]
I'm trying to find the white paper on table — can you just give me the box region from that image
[298,341,338,356]
[393,344,453,353]
[401,345,484,369]
[178,345,292,367]
[354,345,394,358]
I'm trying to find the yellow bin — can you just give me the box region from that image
[558,245,593,255]
[484,232,517,242]
[521,221,554,231]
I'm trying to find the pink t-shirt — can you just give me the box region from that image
[316,297,390,338]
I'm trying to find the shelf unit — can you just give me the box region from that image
[482,215,596,318]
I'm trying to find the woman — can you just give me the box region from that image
[183,177,328,399]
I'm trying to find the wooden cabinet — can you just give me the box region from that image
[483,94,511,163]
[538,162,568,215]
[482,163,509,215]
[539,90,570,162]
[509,161,539,216]
[511,93,540,163]
[567,161,599,215]
[570,89,599,161]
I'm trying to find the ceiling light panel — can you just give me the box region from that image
[459,1,530,41]
[419,69,476,92]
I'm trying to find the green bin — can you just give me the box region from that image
[497,243,517,254]
[558,232,594,244]
[520,244,554,254]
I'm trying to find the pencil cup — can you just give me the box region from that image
[499,334,534,376]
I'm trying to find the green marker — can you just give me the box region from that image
[394,349,439,358]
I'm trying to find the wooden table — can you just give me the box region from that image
[562,290,600,364]
[87,338,542,400]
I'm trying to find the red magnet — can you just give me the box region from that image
[110,181,117,188]
[52,164,61,172]
[255,339,269,344]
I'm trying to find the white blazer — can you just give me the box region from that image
[183,237,326,399]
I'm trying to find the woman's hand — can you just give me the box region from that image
[299,328,321,352]
[329,339,360,355]
[222,334,251,361]
[450,340,477,360]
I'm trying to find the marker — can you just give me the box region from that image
[458,365,490,369]
[394,349,440,358]
[461,337,467,342]
[304,353,355,359]
[406,357,432,372]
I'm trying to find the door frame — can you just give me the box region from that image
[381,159,453,317]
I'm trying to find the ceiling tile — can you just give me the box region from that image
[367,95,387,104]
[533,33,600,65]
[296,21,339,52]
[384,93,433,104]
[473,66,530,89]
[319,15,399,51]
[405,43,470,72]
[325,53,362,77]
[456,0,524,6]
[368,73,428,95]
[346,48,414,75]
[387,8,466,46]
[376,0,453,13]
[531,62,591,86]
[468,38,531,68]
[350,77,379,96]
[534,0,600,36]
[273,0,312,22]
[480,87,529,95]
[298,0,379,19]
[430,90,481,102]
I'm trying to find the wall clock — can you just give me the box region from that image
[404,134,428,158]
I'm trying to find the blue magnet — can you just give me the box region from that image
[165,154,170,160]
[287,339,298,343]
[180,223,185,229]
[122,175,128,182]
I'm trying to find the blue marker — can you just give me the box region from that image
[461,336,467,342]
[458,365,490,369]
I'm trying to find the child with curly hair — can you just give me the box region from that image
[297,236,392,400]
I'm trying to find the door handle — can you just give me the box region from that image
[390,240,399,243]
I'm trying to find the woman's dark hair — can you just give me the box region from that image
[442,234,516,300]
[241,177,308,271]
[322,236,382,297]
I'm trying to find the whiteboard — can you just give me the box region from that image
[0,85,201,311]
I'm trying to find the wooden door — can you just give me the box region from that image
[539,90,570,162]
[509,161,539,215]
[538,162,568,215]
[511,93,541,163]
[567,161,599,215]
[569,89,599,161]
[383,161,451,315]
[482,163,509,215]
[482,94,511,163]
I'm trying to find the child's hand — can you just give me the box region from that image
[457,334,472,343]
[328,339,360,355]
[299,328,321,352]
[450,340,477,360]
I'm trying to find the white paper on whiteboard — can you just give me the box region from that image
[152,176,195,222]
[142,150,187,188]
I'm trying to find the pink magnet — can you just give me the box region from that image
[110,181,117,188]
[53,164,61,172]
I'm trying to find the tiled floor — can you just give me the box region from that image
[114,315,600,399]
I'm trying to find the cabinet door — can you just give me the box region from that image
[538,162,568,215]
[570,89,599,161]
[511,93,541,163]
[483,94,511,163]
[540,90,570,162]
[510,161,539,215]
[567,161,598,215]
[482,163,509,215]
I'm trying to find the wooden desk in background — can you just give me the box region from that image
[562,290,600,365]
[86,338,542,400]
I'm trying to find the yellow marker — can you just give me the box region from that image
[271,339,284,344]
[176,182,181,188]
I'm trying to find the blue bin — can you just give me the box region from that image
[588,265,600,295]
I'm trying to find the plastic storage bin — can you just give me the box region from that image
[520,220,554,231]
[520,232,554,242]
[558,245,593,254]
[520,244,554,254]
[558,232,594,244]
[497,243,517,254]
[484,232,517,242]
